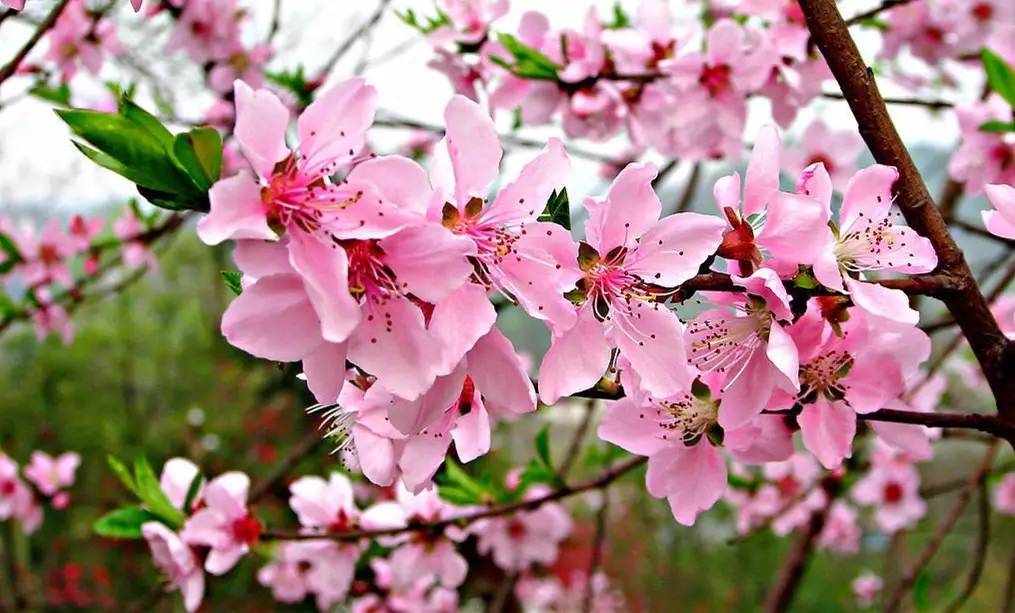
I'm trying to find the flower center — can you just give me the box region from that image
[883,482,903,504]
[800,351,853,401]
[231,515,261,545]
[343,239,400,302]
[658,393,719,443]
[700,64,732,97]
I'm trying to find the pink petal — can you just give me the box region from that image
[537,310,612,405]
[399,432,452,493]
[713,172,742,211]
[302,341,348,404]
[452,394,492,463]
[725,415,794,464]
[625,212,726,286]
[609,304,694,398]
[766,321,800,390]
[597,398,668,456]
[380,224,476,304]
[204,472,249,517]
[428,283,497,376]
[297,78,376,175]
[843,352,902,414]
[756,191,831,267]
[232,239,291,278]
[796,163,833,213]
[845,279,918,325]
[798,398,856,470]
[287,231,361,343]
[839,164,898,234]
[584,162,661,254]
[485,138,569,226]
[717,351,779,430]
[205,546,245,575]
[444,95,502,204]
[221,274,323,362]
[742,125,782,217]
[646,442,727,526]
[496,223,581,332]
[346,155,433,216]
[353,425,398,487]
[197,172,275,245]
[465,327,536,417]
[233,82,291,179]
[387,366,467,435]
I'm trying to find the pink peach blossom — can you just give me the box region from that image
[180,472,259,575]
[22,451,79,497]
[142,522,205,612]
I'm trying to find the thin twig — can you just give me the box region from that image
[0,0,72,86]
[262,455,647,542]
[883,442,999,612]
[316,0,392,80]
[558,399,596,480]
[821,91,954,110]
[951,218,1015,246]
[843,0,915,26]
[944,483,991,613]
[583,487,610,611]
[248,428,323,504]
[674,162,702,214]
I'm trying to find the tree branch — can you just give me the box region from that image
[883,442,999,612]
[0,0,71,86]
[798,0,1014,421]
[843,0,915,26]
[248,427,322,504]
[261,455,646,542]
[944,483,991,613]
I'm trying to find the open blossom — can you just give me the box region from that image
[726,452,827,536]
[342,326,535,492]
[11,220,75,287]
[852,572,883,607]
[851,445,926,533]
[782,120,863,191]
[429,95,577,333]
[202,80,477,402]
[0,454,40,533]
[993,473,1015,515]
[817,502,861,554]
[806,162,938,296]
[430,0,508,46]
[687,268,800,430]
[538,162,725,404]
[180,472,259,575]
[949,95,1015,194]
[160,458,202,511]
[44,0,123,82]
[470,486,573,571]
[23,451,79,497]
[114,210,157,270]
[599,368,792,525]
[351,557,459,613]
[982,183,1015,240]
[365,487,469,593]
[32,289,74,344]
[167,0,242,63]
[208,43,273,93]
[142,522,205,612]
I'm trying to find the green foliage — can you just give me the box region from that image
[266,66,316,109]
[605,3,631,29]
[490,33,561,81]
[93,506,161,539]
[221,270,244,295]
[792,268,819,289]
[982,48,1015,109]
[396,6,451,35]
[57,96,221,212]
[0,232,20,275]
[979,119,1015,133]
[29,81,72,106]
[437,460,492,505]
[538,188,571,230]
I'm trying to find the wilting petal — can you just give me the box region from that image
[198,172,275,245]
[625,212,726,286]
[233,82,290,179]
[798,397,856,469]
[537,310,612,405]
[444,95,503,204]
[584,162,661,253]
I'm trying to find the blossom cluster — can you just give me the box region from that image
[0,450,79,534]
[0,209,157,343]
[136,458,574,612]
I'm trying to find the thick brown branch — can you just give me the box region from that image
[798,0,1014,421]
[0,0,71,86]
[261,455,646,542]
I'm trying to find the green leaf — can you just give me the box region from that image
[913,572,931,611]
[396,7,450,35]
[57,109,201,196]
[495,33,561,81]
[94,506,161,539]
[29,82,71,106]
[793,269,819,289]
[182,472,204,512]
[266,66,315,109]
[979,119,1015,133]
[119,96,175,148]
[133,455,184,528]
[107,455,139,497]
[0,232,20,267]
[856,16,888,31]
[173,127,223,191]
[436,461,489,505]
[605,2,630,29]
[537,188,571,230]
[535,425,552,469]
[982,48,1015,109]
[221,271,244,296]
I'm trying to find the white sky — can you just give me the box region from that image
[0,0,980,215]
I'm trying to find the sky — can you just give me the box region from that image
[0,0,979,216]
